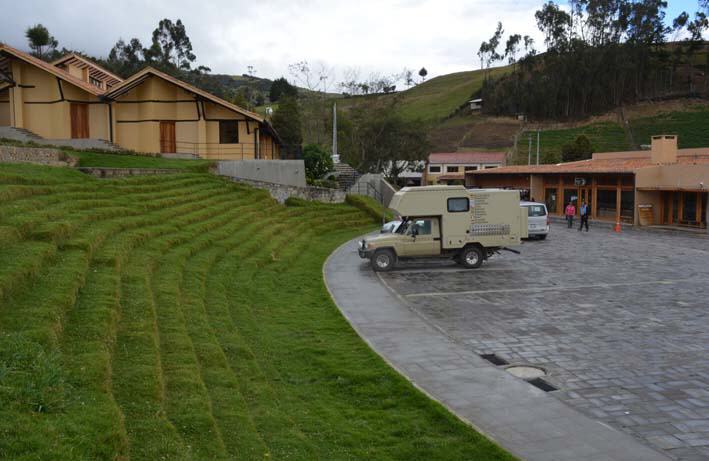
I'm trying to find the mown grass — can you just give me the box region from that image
[72,150,212,171]
[0,163,514,460]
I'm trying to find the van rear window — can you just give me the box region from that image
[526,205,547,217]
[447,197,470,212]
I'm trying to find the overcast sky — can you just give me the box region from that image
[0,0,700,88]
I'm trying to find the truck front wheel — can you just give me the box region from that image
[459,246,484,269]
[371,249,396,272]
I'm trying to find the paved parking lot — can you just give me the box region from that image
[379,224,709,460]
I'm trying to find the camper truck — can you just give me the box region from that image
[358,186,527,271]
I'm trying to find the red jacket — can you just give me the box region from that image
[565,204,576,216]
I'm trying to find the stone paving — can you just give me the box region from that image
[379,224,709,460]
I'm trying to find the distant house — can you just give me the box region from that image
[469,98,482,111]
[423,151,506,185]
[0,44,281,159]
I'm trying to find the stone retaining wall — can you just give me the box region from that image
[0,145,77,167]
[228,177,345,204]
[77,167,179,178]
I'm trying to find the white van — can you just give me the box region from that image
[521,201,549,239]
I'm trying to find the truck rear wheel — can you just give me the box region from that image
[460,246,483,269]
[371,249,396,272]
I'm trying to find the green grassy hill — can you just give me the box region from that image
[333,66,510,123]
[0,164,513,460]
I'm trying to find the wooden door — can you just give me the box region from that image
[70,103,89,139]
[160,121,176,153]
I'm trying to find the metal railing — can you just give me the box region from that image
[158,141,283,160]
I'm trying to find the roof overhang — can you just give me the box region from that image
[105,67,264,122]
[0,44,104,96]
[52,53,123,87]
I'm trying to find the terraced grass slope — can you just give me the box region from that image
[513,122,629,164]
[0,164,513,461]
[630,106,709,149]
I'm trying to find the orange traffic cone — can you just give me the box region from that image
[614,220,621,233]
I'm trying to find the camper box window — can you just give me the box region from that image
[447,197,470,212]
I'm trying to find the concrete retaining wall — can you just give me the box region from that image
[216,160,306,188]
[228,177,345,204]
[348,173,398,207]
[78,167,179,178]
[0,145,77,167]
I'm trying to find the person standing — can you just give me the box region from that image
[565,201,576,228]
[579,200,590,232]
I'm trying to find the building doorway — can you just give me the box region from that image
[579,187,592,216]
[70,103,89,139]
[160,121,176,153]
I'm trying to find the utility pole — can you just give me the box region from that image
[536,129,540,165]
[332,102,338,163]
[528,134,532,165]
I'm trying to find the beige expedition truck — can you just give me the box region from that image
[358,186,527,271]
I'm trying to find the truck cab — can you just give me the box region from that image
[359,186,527,271]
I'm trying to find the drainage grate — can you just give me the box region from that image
[527,377,558,392]
[479,353,509,366]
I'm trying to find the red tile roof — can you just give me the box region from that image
[429,151,506,164]
[0,44,105,96]
[436,173,465,180]
[470,150,709,175]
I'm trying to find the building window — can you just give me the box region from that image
[464,166,477,171]
[483,165,498,169]
[447,166,460,173]
[447,197,470,212]
[545,188,557,213]
[596,189,617,218]
[429,165,441,173]
[219,121,239,144]
[89,77,102,88]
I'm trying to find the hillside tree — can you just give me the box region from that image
[269,77,298,102]
[25,24,58,60]
[271,96,303,157]
[146,19,196,70]
[418,67,428,82]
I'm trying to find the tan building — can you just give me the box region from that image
[467,135,709,230]
[424,151,506,185]
[0,44,281,159]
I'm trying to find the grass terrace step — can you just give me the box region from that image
[0,163,514,461]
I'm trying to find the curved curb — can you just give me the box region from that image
[323,237,669,461]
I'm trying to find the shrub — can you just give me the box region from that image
[303,144,334,181]
[561,135,593,162]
